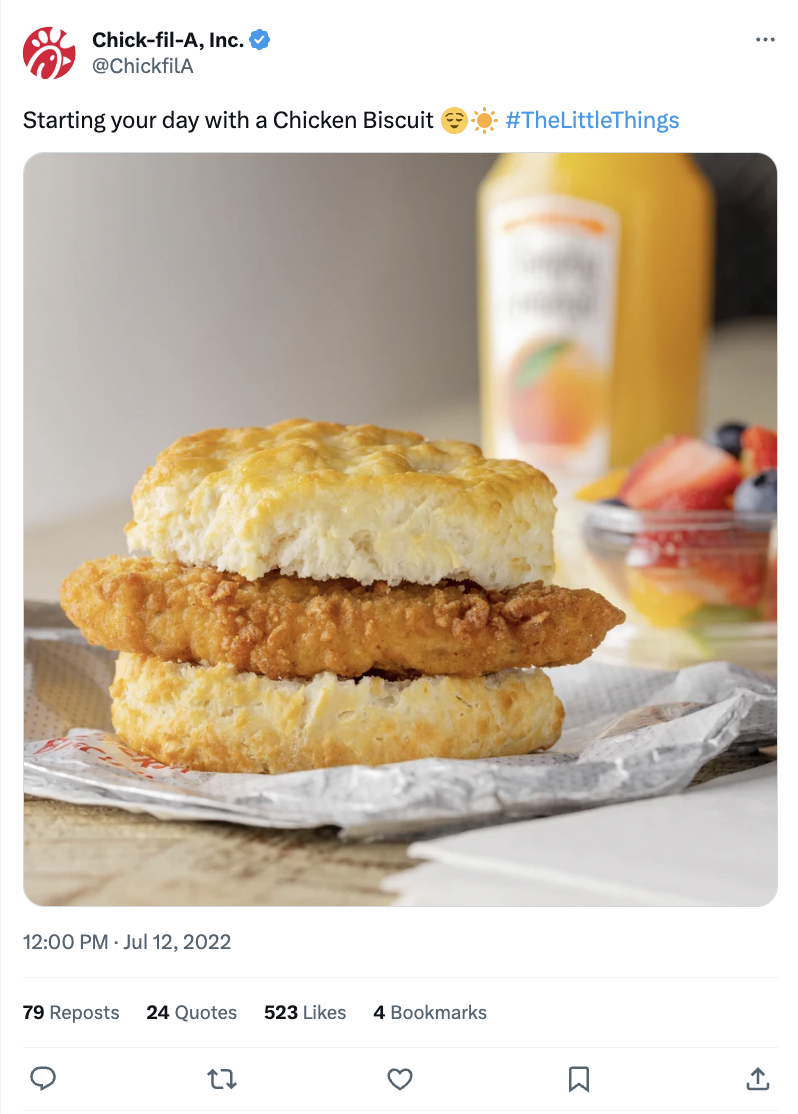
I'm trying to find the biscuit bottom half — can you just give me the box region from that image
[110,652,564,774]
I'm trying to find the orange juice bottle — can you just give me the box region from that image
[478,154,713,487]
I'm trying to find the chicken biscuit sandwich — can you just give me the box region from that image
[61,420,624,773]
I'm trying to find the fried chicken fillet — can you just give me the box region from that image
[61,556,625,680]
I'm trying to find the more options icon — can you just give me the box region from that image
[569,1066,590,1092]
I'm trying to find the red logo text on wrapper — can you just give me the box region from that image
[23,27,75,79]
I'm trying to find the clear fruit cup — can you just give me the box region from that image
[555,500,777,673]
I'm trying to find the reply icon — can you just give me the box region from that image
[569,1066,590,1092]
[30,1066,56,1090]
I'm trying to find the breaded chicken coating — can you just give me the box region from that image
[61,556,625,680]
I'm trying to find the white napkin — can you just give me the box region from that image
[384,765,776,905]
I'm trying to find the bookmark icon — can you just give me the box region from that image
[569,1066,590,1092]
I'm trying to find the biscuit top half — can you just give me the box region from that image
[125,419,556,588]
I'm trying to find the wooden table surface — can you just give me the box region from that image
[24,797,413,907]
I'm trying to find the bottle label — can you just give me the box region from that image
[485,194,620,486]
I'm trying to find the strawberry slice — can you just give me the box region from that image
[630,526,767,609]
[741,426,777,476]
[619,435,742,511]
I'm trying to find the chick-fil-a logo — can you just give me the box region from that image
[23,27,75,79]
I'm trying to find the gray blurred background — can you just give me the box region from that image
[25,153,776,599]
[25,153,494,526]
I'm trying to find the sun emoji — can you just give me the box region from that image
[472,107,497,133]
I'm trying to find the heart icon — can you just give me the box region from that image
[388,1068,413,1090]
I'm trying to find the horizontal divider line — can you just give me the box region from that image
[21,1044,778,1050]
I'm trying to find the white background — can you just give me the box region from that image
[2,2,791,1111]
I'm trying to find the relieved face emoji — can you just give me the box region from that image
[441,107,468,134]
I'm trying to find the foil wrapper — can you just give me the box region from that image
[24,635,776,841]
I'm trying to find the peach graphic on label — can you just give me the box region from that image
[508,339,608,445]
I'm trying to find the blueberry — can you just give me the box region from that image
[708,421,747,458]
[733,469,777,514]
[599,497,627,507]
